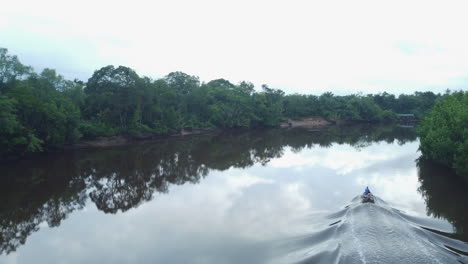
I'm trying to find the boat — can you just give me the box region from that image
[361,193,375,203]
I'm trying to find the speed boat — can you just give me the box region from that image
[361,193,375,203]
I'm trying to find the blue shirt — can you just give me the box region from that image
[364,187,371,194]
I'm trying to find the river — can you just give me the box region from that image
[1,124,467,264]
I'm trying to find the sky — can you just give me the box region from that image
[1,0,468,95]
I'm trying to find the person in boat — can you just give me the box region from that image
[362,186,374,203]
[364,186,371,195]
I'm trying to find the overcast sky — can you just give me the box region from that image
[1,0,468,95]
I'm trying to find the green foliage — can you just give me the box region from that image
[7,75,81,146]
[164,71,200,95]
[0,48,32,91]
[0,47,444,159]
[84,65,143,130]
[79,120,119,139]
[419,91,468,175]
[283,94,319,119]
[0,96,19,134]
[283,92,398,122]
[202,79,256,128]
[0,49,83,158]
[252,85,284,127]
[0,95,43,158]
[371,91,440,117]
[381,110,398,121]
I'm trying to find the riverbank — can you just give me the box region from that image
[66,128,223,149]
[66,118,334,150]
[0,118,403,161]
[70,117,391,150]
[280,117,333,128]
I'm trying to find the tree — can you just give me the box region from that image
[0,95,43,158]
[0,46,446,159]
[84,65,143,132]
[0,48,32,91]
[164,71,200,95]
[283,94,310,118]
[253,85,284,127]
[419,91,468,176]
[201,80,256,128]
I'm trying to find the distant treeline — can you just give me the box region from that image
[0,47,441,158]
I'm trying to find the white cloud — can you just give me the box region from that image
[270,143,398,174]
[1,0,468,94]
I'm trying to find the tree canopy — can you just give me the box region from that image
[419,91,468,176]
[0,47,444,159]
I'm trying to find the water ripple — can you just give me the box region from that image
[271,196,468,264]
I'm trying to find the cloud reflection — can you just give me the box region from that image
[2,126,449,264]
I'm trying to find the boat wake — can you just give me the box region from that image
[271,196,468,264]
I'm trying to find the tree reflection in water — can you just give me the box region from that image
[417,158,468,242]
[0,124,417,254]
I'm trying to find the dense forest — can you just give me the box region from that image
[0,47,442,159]
[419,91,467,176]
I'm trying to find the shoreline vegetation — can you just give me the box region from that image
[73,117,333,148]
[418,91,467,177]
[0,47,454,162]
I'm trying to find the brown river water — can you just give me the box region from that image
[1,124,467,264]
